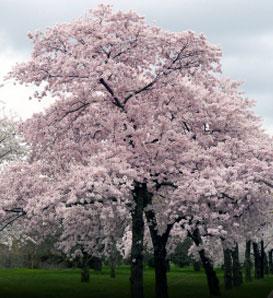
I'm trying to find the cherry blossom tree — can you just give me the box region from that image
[0,152,133,281]
[6,5,273,298]
[55,152,134,281]
[0,106,27,232]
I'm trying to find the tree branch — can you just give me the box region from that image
[99,78,125,111]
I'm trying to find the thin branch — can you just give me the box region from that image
[0,210,26,232]
[0,149,12,160]
[124,78,157,104]
[258,179,273,189]
[155,180,178,191]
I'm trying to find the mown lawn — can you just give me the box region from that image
[0,266,271,298]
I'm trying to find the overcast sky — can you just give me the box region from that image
[1,0,273,133]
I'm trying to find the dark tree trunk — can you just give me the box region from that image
[110,256,116,278]
[80,254,90,283]
[110,264,116,278]
[81,260,90,283]
[193,261,201,272]
[269,250,273,274]
[130,183,146,298]
[81,265,90,283]
[154,242,168,298]
[264,253,269,275]
[190,228,220,297]
[199,249,221,297]
[90,257,102,272]
[231,243,243,287]
[110,239,117,278]
[261,240,265,278]
[223,248,233,289]
[145,196,172,298]
[245,240,252,282]
[253,242,262,279]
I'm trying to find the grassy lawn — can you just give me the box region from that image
[0,266,271,298]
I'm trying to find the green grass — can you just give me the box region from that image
[0,266,271,297]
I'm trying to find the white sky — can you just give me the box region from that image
[1,0,273,133]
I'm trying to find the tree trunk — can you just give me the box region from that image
[223,248,233,289]
[145,198,171,298]
[91,257,102,272]
[80,254,90,283]
[193,261,201,272]
[81,265,90,283]
[190,228,220,297]
[130,183,145,298]
[110,259,116,278]
[245,240,252,282]
[231,243,243,287]
[264,252,269,275]
[110,265,116,278]
[110,239,117,278]
[199,249,220,296]
[154,242,169,298]
[253,242,262,279]
[261,240,265,278]
[269,250,273,274]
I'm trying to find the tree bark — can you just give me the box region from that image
[253,242,262,279]
[245,240,252,282]
[231,243,243,287]
[261,240,265,278]
[190,228,220,297]
[199,249,221,297]
[223,248,233,289]
[110,264,116,278]
[269,250,273,274]
[130,183,146,298]
[110,238,117,278]
[154,241,169,298]
[81,265,90,282]
[110,253,116,279]
[264,252,269,275]
[145,197,172,298]
[80,253,90,283]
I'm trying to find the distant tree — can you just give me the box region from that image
[0,105,27,232]
[170,238,193,268]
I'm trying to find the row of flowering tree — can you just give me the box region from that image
[1,5,273,298]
